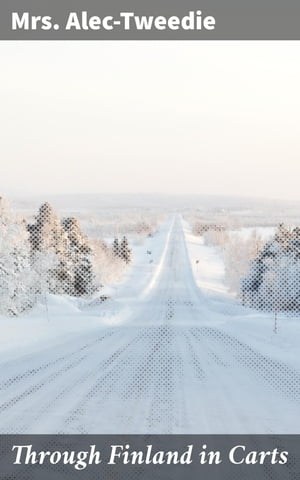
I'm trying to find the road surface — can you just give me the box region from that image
[0,216,299,433]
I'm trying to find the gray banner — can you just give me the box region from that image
[0,0,300,40]
[0,435,299,479]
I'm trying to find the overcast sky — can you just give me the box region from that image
[0,41,299,200]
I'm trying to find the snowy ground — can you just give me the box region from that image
[230,226,276,241]
[0,218,172,359]
[0,215,299,434]
[184,222,300,372]
[184,225,230,298]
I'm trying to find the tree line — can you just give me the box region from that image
[0,197,132,316]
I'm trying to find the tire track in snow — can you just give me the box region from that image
[191,326,300,404]
[0,332,116,432]
[63,330,149,433]
[0,332,114,392]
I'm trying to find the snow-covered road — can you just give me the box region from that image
[0,216,299,433]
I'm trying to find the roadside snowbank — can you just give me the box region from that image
[0,218,172,359]
[183,222,230,297]
[183,218,300,372]
[0,295,119,360]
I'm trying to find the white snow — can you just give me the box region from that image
[230,226,276,241]
[100,216,173,301]
[184,220,300,372]
[183,223,230,297]
[0,218,172,359]
[0,296,105,360]
[0,215,299,434]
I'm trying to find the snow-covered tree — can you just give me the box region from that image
[62,217,95,296]
[91,239,126,285]
[28,202,69,255]
[203,227,263,294]
[31,250,59,296]
[241,224,300,311]
[222,230,263,293]
[28,204,96,297]
[112,236,132,264]
[28,202,70,295]
[0,197,35,316]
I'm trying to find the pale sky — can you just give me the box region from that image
[0,41,299,200]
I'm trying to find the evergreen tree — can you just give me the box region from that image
[120,236,132,264]
[241,223,300,311]
[74,257,94,296]
[28,202,69,255]
[62,217,95,296]
[112,238,120,258]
